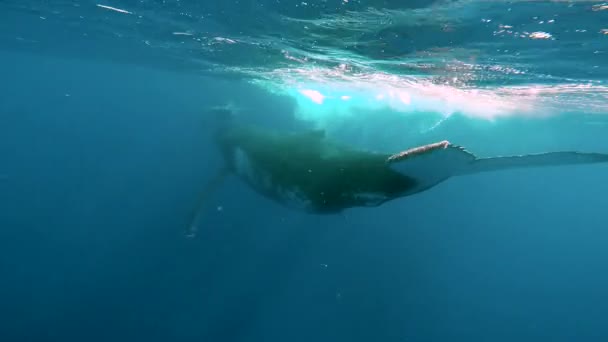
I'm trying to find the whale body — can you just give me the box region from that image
[213,121,608,214]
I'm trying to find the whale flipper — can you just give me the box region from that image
[387,141,608,189]
[386,140,474,187]
[187,167,229,238]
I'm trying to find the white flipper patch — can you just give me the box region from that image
[387,141,476,189]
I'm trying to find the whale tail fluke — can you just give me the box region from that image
[387,140,608,185]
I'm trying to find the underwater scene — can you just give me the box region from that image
[1,0,608,341]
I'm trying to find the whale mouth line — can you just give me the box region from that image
[351,192,390,207]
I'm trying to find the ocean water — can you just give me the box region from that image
[1,1,608,341]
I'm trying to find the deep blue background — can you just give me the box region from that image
[2,50,608,342]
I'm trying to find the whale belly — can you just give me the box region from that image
[232,147,314,212]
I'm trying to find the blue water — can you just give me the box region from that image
[2,1,608,341]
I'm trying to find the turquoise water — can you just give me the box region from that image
[1,1,608,341]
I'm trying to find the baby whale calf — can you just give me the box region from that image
[188,107,608,232]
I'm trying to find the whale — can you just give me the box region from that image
[187,107,608,233]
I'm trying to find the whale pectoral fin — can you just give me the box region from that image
[462,151,608,176]
[387,141,476,185]
[187,167,230,238]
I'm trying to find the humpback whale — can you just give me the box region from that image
[188,107,608,233]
